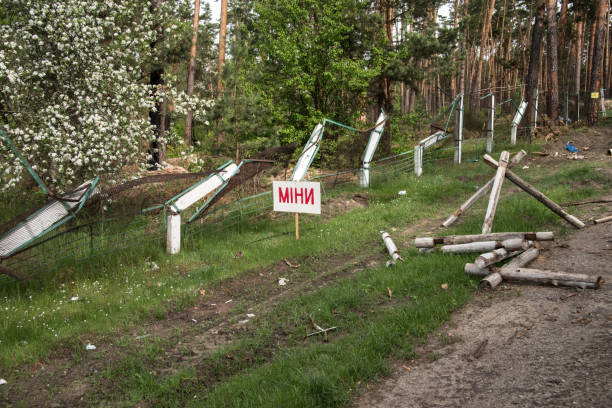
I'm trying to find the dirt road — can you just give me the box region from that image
[355,211,612,407]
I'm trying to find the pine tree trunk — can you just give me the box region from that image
[216,0,228,97]
[472,0,496,107]
[575,18,584,100]
[525,0,546,128]
[184,0,200,146]
[451,0,460,96]
[546,0,559,123]
[586,18,597,94]
[587,0,608,125]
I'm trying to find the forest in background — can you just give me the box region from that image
[0,0,610,191]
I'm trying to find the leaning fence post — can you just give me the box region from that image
[486,94,495,153]
[454,94,464,164]
[167,211,181,255]
[359,163,370,187]
[414,144,423,176]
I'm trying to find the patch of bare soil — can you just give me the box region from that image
[354,210,612,407]
[540,125,612,161]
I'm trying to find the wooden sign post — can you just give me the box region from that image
[273,181,321,240]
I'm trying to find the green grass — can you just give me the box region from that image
[0,143,610,407]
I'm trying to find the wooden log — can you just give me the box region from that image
[381,231,403,261]
[441,239,531,254]
[465,248,540,277]
[441,150,527,228]
[500,267,603,289]
[594,214,612,224]
[502,247,540,269]
[465,263,491,276]
[482,151,510,234]
[480,272,502,289]
[475,248,510,268]
[414,231,553,248]
[483,155,585,228]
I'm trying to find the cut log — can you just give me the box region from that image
[475,248,511,268]
[441,239,531,254]
[465,248,540,277]
[414,231,553,248]
[480,272,502,289]
[483,155,585,228]
[502,247,540,269]
[441,150,527,228]
[381,231,403,262]
[465,263,491,276]
[500,267,603,289]
[482,151,510,234]
[594,214,612,224]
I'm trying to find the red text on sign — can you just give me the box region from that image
[278,187,315,205]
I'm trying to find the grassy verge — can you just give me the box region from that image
[0,148,610,406]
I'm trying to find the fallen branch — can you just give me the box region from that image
[414,231,553,248]
[564,199,612,207]
[594,214,612,225]
[284,258,301,268]
[441,150,526,228]
[483,155,585,229]
[472,338,489,359]
[306,314,336,342]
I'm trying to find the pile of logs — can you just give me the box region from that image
[415,231,603,290]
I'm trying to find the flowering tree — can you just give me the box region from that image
[0,0,205,191]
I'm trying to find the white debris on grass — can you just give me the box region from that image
[224,299,232,304]
[278,278,289,286]
[246,313,255,318]
[0,379,7,385]
[398,190,407,195]
[70,296,79,301]
[85,343,96,350]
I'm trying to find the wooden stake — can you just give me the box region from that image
[295,213,299,240]
[483,154,585,228]
[482,151,510,234]
[441,150,526,228]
